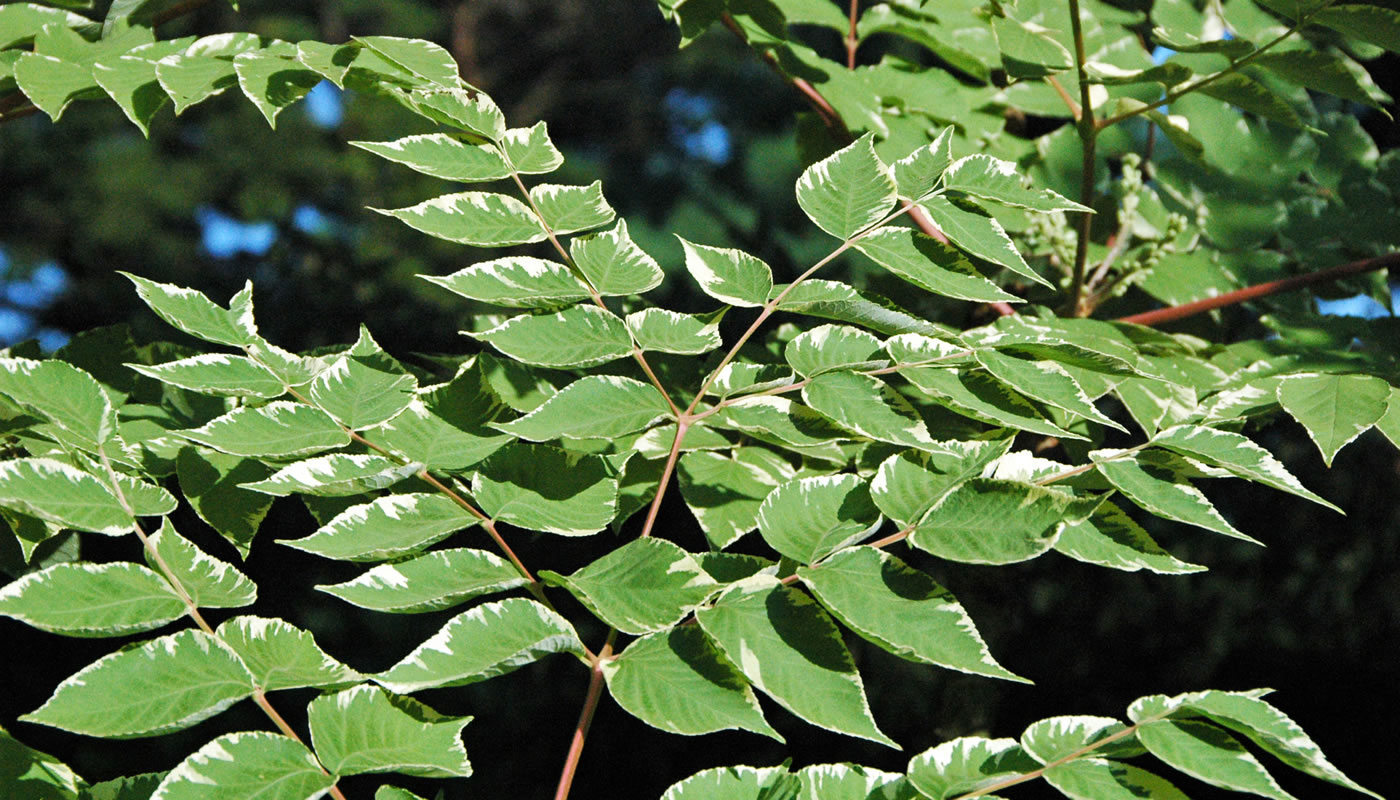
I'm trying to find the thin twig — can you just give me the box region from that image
[845,0,860,69]
[1045,75,1080,121]
[552,630,617,800]
[1065,0,1097,318]
[1115,252,1400,327]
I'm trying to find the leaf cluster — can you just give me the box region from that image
[0,1,1396,798]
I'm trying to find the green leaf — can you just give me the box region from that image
[232,52,320,128]
[756,474,881,564]
[317,548,526,613]
[12,52,97,121]
[175,447,275,559]
[147,521,256,608]
[661,766,795,800]
[92,54,167,136]
[993,16,1074,78]
[0,357,116,449]
[776,279,947,337]
[697,577,897,748]
[911,479,1101,564]
[122,274,255,347]
[529,181,616,235]
[1311,5,1400,54]
[626,308,724,355]
[175,402,350,458]
[375,191,543,246]
[898,366,1082,440]
[20,629,253,737]
[1057,501,1206,574]
[81,772,168,800]
[284,493,475,562]
[494,375,671,441]
[375,788,429,800]
[1251,50,1390,111]
[603,626,780,740]
[349,134,510,182]
[150,732,333,800]
[869,440,1013,526]
[803,371,936,449]
[1044,759,1189,800]
[1093,453,1254,541]
[0,724,85,798]
[241,454,416,498]
[679,238,774,308]
[1137,720,1295,800]
[309,685,471,778]
[541,538,717,634]
[407,87,505,138]
[1021,716,1143,763]
[354,35,460,87]
[375,597,584,693]
[0,562,183,637]
[422,257,590,308]
[501,121,564,173]
[797,764,922,800]
[0,4,94,50]
[906,737,1039,800]
[308,353,418,431]
[974,350,1126,432]
[795,132,897,240]
[784,325,885,377]
[893,127,954,200]
[1151,425,1341,511]
[1150,690,1383,799]
[369,360,511,470]
[128,354,285,399]
[854,227,1020,303]
[0,458,130,535]
[799,547,1026,682]
[569,219,664,295]
[717,396,851,449]
[1195,72,1308,130]
[473,443,618,535]
[917,196,1049,287]
[216,615,361,691]
[154,54,239,115]
[471,304,633,368]
[676,450,786,549]
[944,154,1088,212]
[1275,373,1391,466]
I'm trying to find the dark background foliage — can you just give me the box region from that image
[1,2,1396,799]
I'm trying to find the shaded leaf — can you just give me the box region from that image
[800,547,1026,682]
[473,443,618,535]
[309,685,471,777]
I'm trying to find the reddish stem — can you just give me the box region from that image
[1115,252,1400,327]
[845,0,860,69]
[552,633,615,800]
